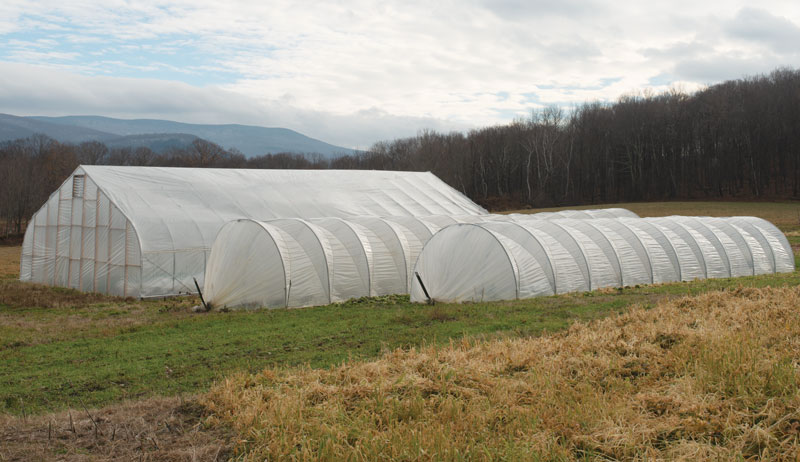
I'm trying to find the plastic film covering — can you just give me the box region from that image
[668,216,730,278]
[736,217,794,273]
[203,220,289,309]
[307,218,371,298]
[506,207,640,221]
[586,219,652,286]
[479,222,555,297]
[411,224,518,303]
[643,218,705,281]
[208,210,635,309]
[18,169,143,297]
[522,221,591,292]
[20,165,486,297]
[411,216,794,304]
[205,216,433,309]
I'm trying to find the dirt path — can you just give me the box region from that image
[0,397,231,461]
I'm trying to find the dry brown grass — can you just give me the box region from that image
[204,286,800,461]
[0,246,20,279]
[0,277,200,349]
[0,397,231,461]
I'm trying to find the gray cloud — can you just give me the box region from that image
[673,54,781,83]
[481,0,604,19]
[544,38,603,61]
[725,7,800,53]
[640,41,713,60]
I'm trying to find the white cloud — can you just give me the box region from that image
[1,0,799,147]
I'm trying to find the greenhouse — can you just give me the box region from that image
[202,210,645,309]
[410,216,794,303]
[203,215,493,309]
[19,166,487,297]
[204,217,420,309]
[203,209,648,308]
[507,207,639,220]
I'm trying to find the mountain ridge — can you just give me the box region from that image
[0,114,355,157]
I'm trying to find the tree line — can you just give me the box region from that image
[2,67,799,236]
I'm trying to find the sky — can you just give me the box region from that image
[1,1,799,149]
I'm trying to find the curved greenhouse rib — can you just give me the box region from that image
[595,218,654,284]
[383,216,435,242]
[729,218,776,272]
[673,217,731,278]
[620,219,682,282]
[349,217,411,292]
[203,219,289,309]
[524,220,592,292]
[740,217,794,273]
[480,221,557,295]
[268,219,333,303]
[647,218,706,280]
[703,218,754,277]
[564,219,624,287]
[309,217,372,296]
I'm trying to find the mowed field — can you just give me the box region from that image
[2,201,800,460]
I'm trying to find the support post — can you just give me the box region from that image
[193,277,209,311]
[415,271,433,305]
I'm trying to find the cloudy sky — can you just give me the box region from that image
[1,0,799,148]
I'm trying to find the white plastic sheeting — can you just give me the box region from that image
[202,210,645,309]
[20,166,487,297]
[506,207,640,220]
[205,217,429,309]
[410,216,794,303]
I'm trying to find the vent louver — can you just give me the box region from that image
[73,175,85,198]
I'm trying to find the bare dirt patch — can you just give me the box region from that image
[0,397,231,461]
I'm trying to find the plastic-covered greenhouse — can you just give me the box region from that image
[410,217,794,303]
[203,210,645,309]
[507,208,639,220]
[19,166,487,297]
[205,216,478,309]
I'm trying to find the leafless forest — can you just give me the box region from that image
[2,68,799,236]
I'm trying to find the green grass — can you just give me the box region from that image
[3,272,800,415]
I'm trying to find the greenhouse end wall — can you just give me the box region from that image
[20,169,144,297]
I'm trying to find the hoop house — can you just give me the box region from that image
[506,208,640,221]
[205,217,430,309]
[19,166,486,297]
[410,216,793,303]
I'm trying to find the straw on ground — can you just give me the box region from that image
[205,286,800,461]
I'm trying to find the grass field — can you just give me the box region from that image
[2,200,800,460]
[207,286,800,460]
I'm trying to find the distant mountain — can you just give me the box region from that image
[0,113,115,144]
[27,115,355,157]
[103,133,200,152]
